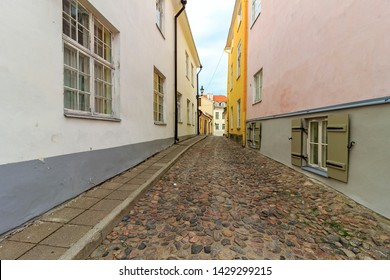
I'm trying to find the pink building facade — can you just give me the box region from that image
[246,0,390,218]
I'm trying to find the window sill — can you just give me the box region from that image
[154,121,167,126]
[302,166,328,178]
[156,24,165,39]
[64,111,121,122]
[252,99,262,105]
[178,121,183,124]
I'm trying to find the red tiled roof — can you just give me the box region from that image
[213,95,227,102]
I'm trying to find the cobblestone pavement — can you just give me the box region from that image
[89,137,390,260]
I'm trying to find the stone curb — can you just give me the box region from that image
[59,136,206,260]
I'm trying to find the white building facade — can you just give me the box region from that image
[0,0,197,234]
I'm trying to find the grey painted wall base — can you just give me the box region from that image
[253,103,390,219]
[0,137,174,235]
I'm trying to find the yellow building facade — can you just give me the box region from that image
[225,0,248,146]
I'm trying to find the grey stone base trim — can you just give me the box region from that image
[0,138,174,235]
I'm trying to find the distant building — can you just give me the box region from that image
[212,95,228,136]
[246,0,390,218]
[198,95,214,135]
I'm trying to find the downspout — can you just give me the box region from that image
[175,0,187,143]
[196,65,203,135]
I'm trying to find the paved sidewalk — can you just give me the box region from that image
[89,137,390,260]
[0,136,206,260]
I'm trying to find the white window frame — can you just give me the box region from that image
[185,51,189,79]
[215,112,220,120]
[307,119,328,171]
[191,63,194,86]
[237,3,242,30]
[215,123,220,130]
[192,103,195,126]
[251,0,261,24]
[187,99,191,125]
[237,99,241,128]
[62,0,117,119]
[154,69,165,124]
[237,41,241,79]
[156,0,164,32]
[253,69,263,103]
[177,93,182,123]
[230,64,234,90]
[230,106,234,130]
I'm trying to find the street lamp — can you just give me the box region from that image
[200,85,204,95]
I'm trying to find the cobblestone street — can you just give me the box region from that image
[89,137,390,260]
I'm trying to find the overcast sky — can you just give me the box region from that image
[186,0,235,96]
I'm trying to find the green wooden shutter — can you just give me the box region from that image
[326,114,350,183]
[291,118,304,166]
[254,121,261,149]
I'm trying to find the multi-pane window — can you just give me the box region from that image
[222,124,225,130]
[222,112,225,120]
[187,99,191,124]
[156,0,163,31]
[251,0,261,24]
[254,69,263,103]
[237,41,241,78]
[308,119,328,171]
[237,99,241,128]
[191,103,195,125]
[237,4,242,30]
[185,51,189,79]
[62,0,114,116]
[215,112,220,120]
[215,123,220,130]
[230,107,234,129]
[154,71,165,123]
[177,93,182,122]
[230,64,233,90]
[191,63,194,86]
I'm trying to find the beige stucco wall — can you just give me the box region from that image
[258,104,390,218]
[247,0,390,120]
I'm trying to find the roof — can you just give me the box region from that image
[213,95,228,102]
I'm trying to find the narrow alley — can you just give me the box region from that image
[89,137,390,260]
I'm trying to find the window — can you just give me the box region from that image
[177,93,182,122]
[192,103,195,125]
[222,123,225,130]
[237,99,241,128]
[308,119,328,171]
[185,51,189,79]
[222,112,225,120]
[154,70,165,123]
[187,99,191,124]
[215,112,220,120]
[291,115,350,182]
[237,41,241,78]
[63,0,116,117]
[215,123,220,130]
[251,0,261,24]
[254,69,263,103]
[230,64,234,90]
[237,3,242,30]
[191,63,194,86]
[156,0,164,31]
[230,106,234,129]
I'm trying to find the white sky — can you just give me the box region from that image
[186,0,236,95]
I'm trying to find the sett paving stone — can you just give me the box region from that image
[9,221,63,244]
[18,245,67,260]
[89,137,390,260]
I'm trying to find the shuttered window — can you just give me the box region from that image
[290,114,350,182]
[247,121,261,149]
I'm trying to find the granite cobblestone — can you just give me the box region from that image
[89,137,390,260]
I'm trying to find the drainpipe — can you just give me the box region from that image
[196,65,203,135]
[174,0,187,143]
